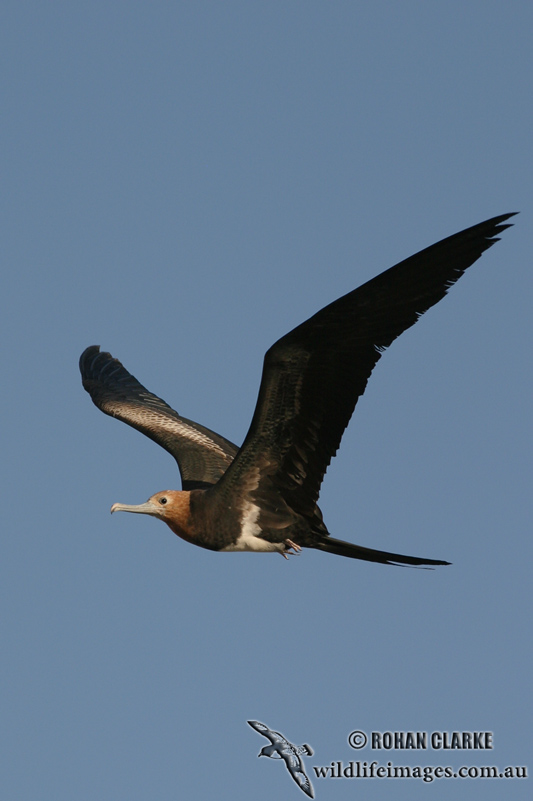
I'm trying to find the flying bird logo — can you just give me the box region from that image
[248,720,315,797]
[80,213,516,567]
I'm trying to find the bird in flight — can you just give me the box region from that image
[80,213,515,567]
[247,720,314,798]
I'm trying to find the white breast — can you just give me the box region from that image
[220,501,285,553]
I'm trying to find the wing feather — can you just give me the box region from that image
[80,346,238,489]
[215,213,516,514]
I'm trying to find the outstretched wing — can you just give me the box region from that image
[247,720,288,746]
[80,346,238,490]
[284,752,314,798]
[215,213,516,517]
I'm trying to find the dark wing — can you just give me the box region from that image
[216,213,516,515]
[247,720,288,746]
[80,346,238,490]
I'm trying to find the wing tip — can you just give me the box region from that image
[79,344,101,372]
[80,346,121,386]
[482,211,518,242]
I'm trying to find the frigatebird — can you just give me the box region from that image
[80,213,515,566]
[247,720,314,798]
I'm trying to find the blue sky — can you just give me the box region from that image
[2,3,531,799]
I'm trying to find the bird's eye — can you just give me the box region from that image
[159,497,167,505]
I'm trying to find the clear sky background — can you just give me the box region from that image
[1,3,531,800]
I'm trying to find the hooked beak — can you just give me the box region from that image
[110,500,161,517]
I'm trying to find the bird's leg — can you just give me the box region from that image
[284,539,302,556]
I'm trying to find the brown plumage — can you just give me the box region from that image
[80,213,516,566]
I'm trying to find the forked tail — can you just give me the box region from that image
[313,536,450,568]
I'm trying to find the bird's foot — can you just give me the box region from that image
[280,539,302,559]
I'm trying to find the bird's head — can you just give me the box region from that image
[258,745,280,758]
[111,490,192,541]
